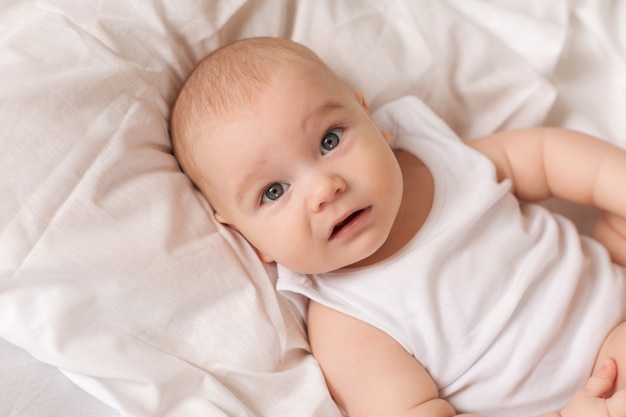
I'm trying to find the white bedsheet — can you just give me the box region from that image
[1,1,625,416]
[0,339,119,417]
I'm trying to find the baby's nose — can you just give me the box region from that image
[307,174,347,212]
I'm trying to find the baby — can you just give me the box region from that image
[170,37,626,417]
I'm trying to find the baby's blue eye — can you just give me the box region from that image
[321,129,342,154]
[262,182,289,203]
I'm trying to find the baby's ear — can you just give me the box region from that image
[214,212,238,231]
[352,90,391,143]
[214,212,228,224]
[354,90,369,112]
[214,212,274,264]
[381,130,392,144]
[256,249,274,264]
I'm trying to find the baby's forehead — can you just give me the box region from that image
[190,62,350,175]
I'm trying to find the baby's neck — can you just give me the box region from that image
[345,150,434,269]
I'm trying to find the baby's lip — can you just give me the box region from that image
[329,207,368,240]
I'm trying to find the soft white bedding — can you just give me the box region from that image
[1,1,625,416]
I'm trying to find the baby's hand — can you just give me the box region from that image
[561,358,626,417]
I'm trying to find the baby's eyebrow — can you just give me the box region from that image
[304,100,344,131]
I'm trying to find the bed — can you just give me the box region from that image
[1,1,625,416]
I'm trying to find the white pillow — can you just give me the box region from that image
[0,0,566,415]
[1,1,336,415]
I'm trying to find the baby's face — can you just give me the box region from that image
[197,67,403,274]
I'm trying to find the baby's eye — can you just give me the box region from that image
[262,182,289,204]
[321,129,343,154]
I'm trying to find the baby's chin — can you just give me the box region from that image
[282,249,381,275]
[273,230,391,274]
[278,257,358,276]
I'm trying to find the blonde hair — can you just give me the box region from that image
[170,37,334,186]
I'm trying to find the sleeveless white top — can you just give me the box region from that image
[277,96,626,417]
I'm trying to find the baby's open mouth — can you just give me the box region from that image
[331,209,365,238]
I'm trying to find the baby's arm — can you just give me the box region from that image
[308,301,626,417]
[307,300,479,417]
[466,128,626,265]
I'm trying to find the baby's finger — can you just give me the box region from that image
[606,389,626,417]
[583,358,618,398]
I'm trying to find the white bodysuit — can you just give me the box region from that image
[276,97,626,417]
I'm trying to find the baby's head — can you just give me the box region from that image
[171,37,403,274]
